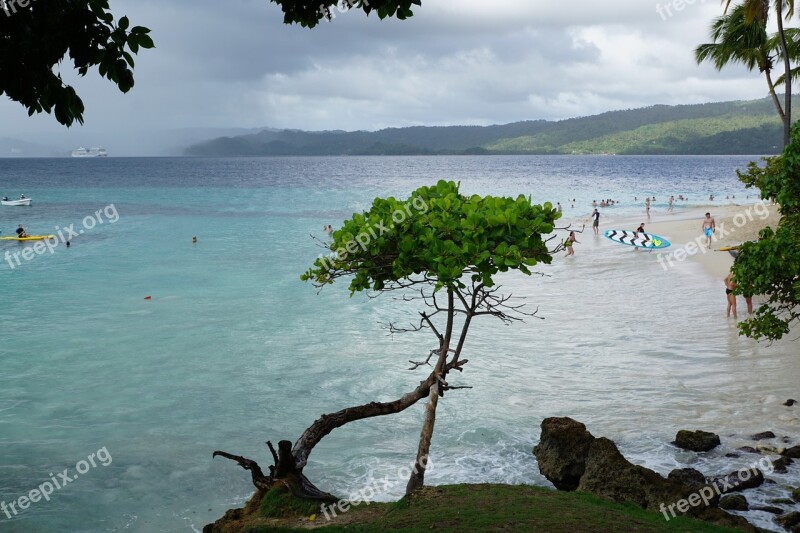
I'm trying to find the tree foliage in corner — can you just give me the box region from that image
[708,0,797,146]
[270,0,421,28]
[733,122,800,340]
[0,0,153,126]
[214,181,561,500]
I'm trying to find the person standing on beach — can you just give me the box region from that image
[557,202,562,213]
[645,197,651,220]
[724,272,737,319]
[702,212,715,248]
[668,195,674,212]
[591,209,600,235]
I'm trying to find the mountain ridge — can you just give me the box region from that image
[184,97,792,156]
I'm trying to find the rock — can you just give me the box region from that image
[738,446,759,454]
[577,438,719,512]
[773,457,792,474]
[668,468,706,489]
[725,452,741,458]
[673,430,721,452]
[776,511,800,529]
[783,446,800,459]
[533,417,595,491]
[792,525,800,533]
[719,494,749,511]
[752,431,777,441]
[784,399,797,406]
[771,498,796,506]
[793,487,800,502]
[710,467,765,494]
[752,505,785,515]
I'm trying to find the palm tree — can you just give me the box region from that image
[721,0,795,145]
[697,4,786,127]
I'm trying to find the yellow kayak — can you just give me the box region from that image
[1,235,55,241]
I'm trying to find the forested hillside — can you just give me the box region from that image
[185,97,790,156]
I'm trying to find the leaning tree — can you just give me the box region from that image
[213,180,562,504]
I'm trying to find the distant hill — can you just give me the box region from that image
[184,97,792,156]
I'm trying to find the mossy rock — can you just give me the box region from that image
[793,486,800,502]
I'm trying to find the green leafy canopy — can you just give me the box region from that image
[733,122,800,340]
[301,180,560,293]
[0,0,154,126]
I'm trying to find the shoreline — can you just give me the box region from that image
[591,202,781,281]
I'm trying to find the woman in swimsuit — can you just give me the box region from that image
[724,272,737,319]
[565,231,579,257]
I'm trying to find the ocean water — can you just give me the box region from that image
[0,156,797,532]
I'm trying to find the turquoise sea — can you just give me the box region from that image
[1,156,798,532]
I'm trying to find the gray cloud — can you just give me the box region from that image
[0,0,770,154]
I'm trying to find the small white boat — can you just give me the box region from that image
[1,198,32,206]
[72,147,108,158]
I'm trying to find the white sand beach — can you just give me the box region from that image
[644,202,781,280]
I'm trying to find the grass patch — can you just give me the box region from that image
[219,484,746,532]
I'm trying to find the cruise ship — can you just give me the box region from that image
[71,147,108,158]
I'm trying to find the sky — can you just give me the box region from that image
[0,0,775,154]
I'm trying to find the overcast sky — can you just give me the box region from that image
[0,0,773,153]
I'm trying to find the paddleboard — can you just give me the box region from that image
[604,229,671,249]
[0,235,55,241]
[718,245,739,251]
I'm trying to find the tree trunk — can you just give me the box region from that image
[406,289,455,494]
[291,355,467,471]
[405,380,440,493]
[765,69,786,124]
[777,1,792,146]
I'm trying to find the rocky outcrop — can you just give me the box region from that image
[576,437,709,510]
[532,417,595,491]
[533,418,758,531]
[673,430,721,452]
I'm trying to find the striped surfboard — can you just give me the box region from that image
[604,229,671,249]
